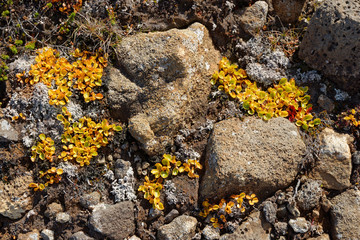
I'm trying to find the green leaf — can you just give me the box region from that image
[39,152,45,160]
[160,171,169,179]
[39,134,46,141]
[302,123,309,130]
[279,78,287,85]
[172,168,179,176]
[113,125,122,131]
[313,118,321,125]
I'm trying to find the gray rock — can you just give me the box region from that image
[262,201,277,224]
[309,128,352,190]
[89,202,135,240]
[164,175,199,212]
[220,210,272,240]
[164,209,180,224]
[330,189,360,240]
[44,202,63,219]
[80,192,101,210]
[274,222,288,235]
[296,180,322,210]
[55,212,71,224]
[238,1,268,36]
[299,0,360,93]
[111,22,221,155]
[114,159,131,179]
[276,204,288,219]
[289,217,310,233]
[352,151,360,165]
[0,119,19,142]
[69,231,94,240]
[202,225,220,240]
[40,229,54,240]
[272,0,307,23]
[200,117,305,200]
[157,215,197,240]
[317,94,335,113]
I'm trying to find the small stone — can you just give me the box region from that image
[296,180,322,210]
[308,234,330,240]
[352,151,360,165]
[312,210,320,219]
[164,209,179,224]
[262,201,277,224]
[148,208,163,221]
[274,222,288,235]
[289,217,310,234]
[97,156,106,164]
[128,236,141,240]
[44,202,63,219]
[107,155,113,162]
[69,231,94,240]
[277,192,286,204]
[55,212,71,224]
[115,159,131,179]
[276,204,288,219]
[157,215,197,240]
[41,229,54,240]
[287,199,300,217]
[321,197,332,213]
[89,202,135,240]
[80,192,101,209]
[18,230,40,240]
[202,225,220,240]
[238,1,268,36]
[0,119,19,142]
[317,94,335,112]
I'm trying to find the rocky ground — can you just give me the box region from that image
[1,0,360,239]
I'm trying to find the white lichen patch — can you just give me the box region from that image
[111,167,137,202]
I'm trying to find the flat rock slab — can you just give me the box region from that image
[200,117,305,200]
[330,189,360,240]
[89,202,135,240]
[299,0,360,92]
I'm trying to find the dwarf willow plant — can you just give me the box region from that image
[211,57,321,130]
[200,193,258,229]
[16,47,106,105]
[57,107,122,166]
[138,154,202,211]
[29,108,122,191]
[338,108,360,128]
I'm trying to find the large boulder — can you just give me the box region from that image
[108,22,221,155]
[330,189,360,240]
[299,0,360,93]
[309,128,352,190]
[200,117,305,200]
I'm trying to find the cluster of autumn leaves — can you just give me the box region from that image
[29,107,122,191]
[17,47,106,105]
[138,154,202,210]
[211,57,321,130]
[200,193,258,229]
